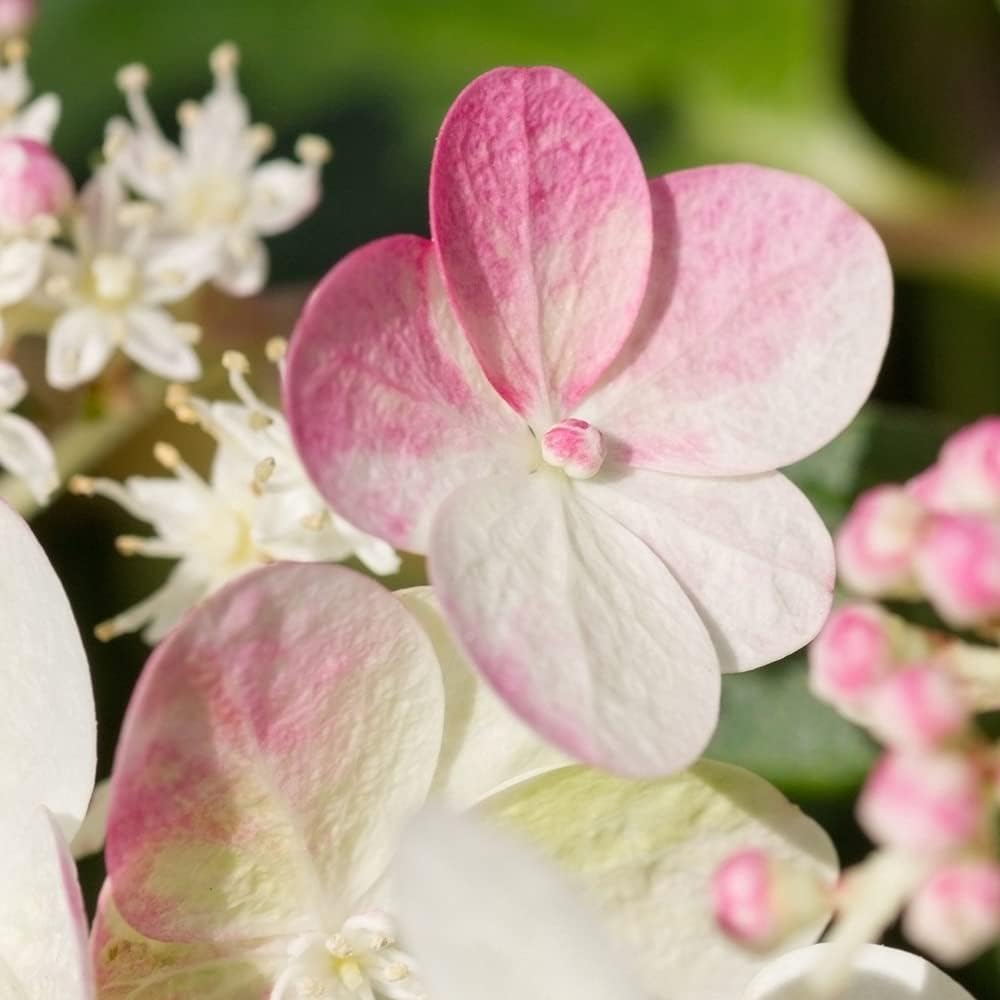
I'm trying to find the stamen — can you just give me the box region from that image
[176,99,200,129]
[3,37,27,64]
[153,441,206,489]
[115,62,149,94]
[174,322,202,345]
[253,456,276,490]
[295,134,332,166]
[94,587,176,642]
[265,337,287,363]
[115,535,187,560]
[114,61,164,140]
[248,410,272,430]
[209,41,240,82]
[246,123,274,156]
[301,510,329,532]
[69,475,151,521]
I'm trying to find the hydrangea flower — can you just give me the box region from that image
[395,808,971,1000]
[42,166,214,388]
[72,347,399,643]
[0,501,97,997]
[0,38,58,142]
[0,359,56,501]
[105,43,329,297]
[286,66,892,776]
[94,563,836,999]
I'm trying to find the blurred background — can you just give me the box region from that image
[19,0,1000,994]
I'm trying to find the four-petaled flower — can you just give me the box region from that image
[94,563,835,1000]
[287,66,892,775]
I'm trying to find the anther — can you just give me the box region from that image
[295,134,332,166]
[254,457,276,487]
[176,100,200,129]
[174,322,202,345]
[153,441,180,470]
[115,62,150,93]
[68,475,94,496]
[3,38,27,63]
[248,410,272,430]
[222,349,250,375]
[115,535,144,556]
[246,123,274,155]
[209,41,239,78]
[265,337,287,363]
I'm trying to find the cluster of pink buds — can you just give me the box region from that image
[838,417,1000,634]
[713,417,1000,989]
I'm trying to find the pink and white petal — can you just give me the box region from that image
[45,306,115,389]
[0,412,58,502]
[0,503,94,831]
[248,159,320,236]
[428,471,720,777]
[398,587,566,810]
[286,234,533,553]
[105,563,444,944]
[483,760,838,1000]
[213,234,268,297]
[744,944,973,1000]
[0,237,43,305]
[430,66,652,427]
[91,883,278,1000]
[122,306,201,382]
[580,469,834,673]
[394,806,645,1000]
[0,807,94,1000]
[579,165,892,476]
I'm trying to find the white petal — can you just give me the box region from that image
[213,233,267,296]
[429,471,720,776]
[0,808,94,1000]
[0,412,58,503]
[0,238,43,306]
[141,233,220,304]
[0,503,94,833]
[9,94,61,143]
[0,360,26,409]
[248,160,319,236]
[122,306,201,382]
[483,760,838,1000]
[45,307,115,389]
[394,806,646,1000]
[398,587,567,809]
[579,469,834,673]
[743,944,973,1000]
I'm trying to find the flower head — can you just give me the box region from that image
[94,564,836,1000]
[41,167,214,388]
[286,66,892,776]
[72,347,399,643]
[105,42,329,297]
[0,359,57,501]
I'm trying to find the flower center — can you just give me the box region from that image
[540,418,606,479]
[89,252,138,306]
[274,911,424,1000]
[176,172,248,229]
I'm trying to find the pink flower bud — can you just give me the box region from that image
[0,137,73,229]
[712,849,830,951]
[0,0,36,37]
[866,665,969,751]
[809,604,893,713]
[540,418,606,479]
[932,417,1000,514]
[904,859,1000,965]
[858,751,984,854]
[914,513,1000,628]
[836,485,925,596]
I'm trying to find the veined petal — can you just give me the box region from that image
[580,166,892,476]
[431,66,652,428]
[0,503,94,833]
[579,470,834,673]
[248,159,320,236]
[744,944,973,1000]
[0,237,43,306]
[122,306,201,382]
[0,411,59,503]
[91,884,277,1000]
[286,234,533,552]
[394,806,646,1000]
[105,563,444,945]
[398,587,566,810]
[0,807,94,1000]
[45,306,115,389]
[428,471,720,777]
[483,761,838,1000]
